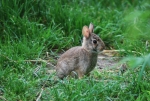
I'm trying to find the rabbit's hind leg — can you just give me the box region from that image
[75,69,84,79]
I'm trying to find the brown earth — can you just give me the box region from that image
[44,50,127,74]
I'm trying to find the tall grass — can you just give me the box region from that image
[0,0,150,100]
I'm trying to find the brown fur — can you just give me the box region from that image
[56,23,105,79]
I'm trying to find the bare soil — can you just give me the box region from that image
[45,52,124,75]
[97,54,121,69]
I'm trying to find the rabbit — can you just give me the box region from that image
[56,23,105,79]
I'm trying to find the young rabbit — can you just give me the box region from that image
[56,23,105,79]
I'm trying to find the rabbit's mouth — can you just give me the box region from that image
[92,48,97,52]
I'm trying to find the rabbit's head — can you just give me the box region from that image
[82,23,105,52]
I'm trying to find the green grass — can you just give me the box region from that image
[30,68,150,101]
[0,0,150,100]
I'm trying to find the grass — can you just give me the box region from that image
[0,0,150,100]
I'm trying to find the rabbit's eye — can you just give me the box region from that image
[93,40,97,44]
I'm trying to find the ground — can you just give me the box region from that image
[44,50,125,76]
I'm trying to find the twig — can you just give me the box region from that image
[23,59,47,63]
[1,54,55,65]
[35,74,51,101]
[22,59,56,68]
[33,66,41,77]
[47,62,56,68]
[102,49,143,56]
[0,54,16,63]
[36,88,44,101]
[0,96,7,101]
[2,57,56,69]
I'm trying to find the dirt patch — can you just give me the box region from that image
[97,54,121,69]
[32,50,127,75]
[45,51,124,73]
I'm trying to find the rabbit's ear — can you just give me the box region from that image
[89,23,94,33]
[82,26,90,38]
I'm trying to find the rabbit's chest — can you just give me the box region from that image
[84,53,98,73]
[89,56,97,71]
